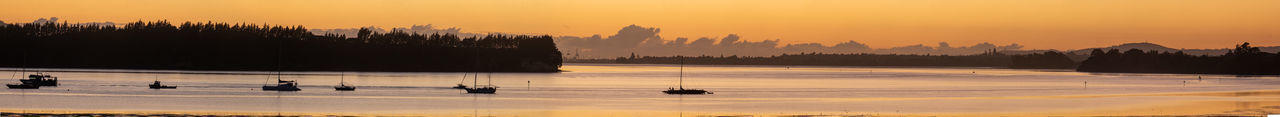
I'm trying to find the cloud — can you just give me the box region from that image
[306,24,1028,58]
[309,24,479,38]
[33,17,59,24]
[556,25,1026,58]
[23,17,115,26]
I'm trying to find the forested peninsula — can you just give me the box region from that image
[0,21,562,72]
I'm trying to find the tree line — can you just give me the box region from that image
[0,21,562,72]
[1077,42,1278,75]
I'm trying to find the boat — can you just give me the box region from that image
[6,83,38,89]
[465,86,497,94]
[263,79,301,91]
[148,75,176,89]
[663,87,707,94]
[261,38,299,91]
[465,73,498,94]
[334,84,355,91]
[262,72,300,91]
[664,56,711,95]
[20,72,57,86]
[334,72,355,91]
[463,46,497,94]
[149,81,177,89]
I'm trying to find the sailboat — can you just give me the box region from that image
[664,56,711,94]
[262,38,299,91]
[334,72,355,91]
[465,72,497,94]
[7,60,40,89]
[149,75,177,89]
[262,72,301,91]
[6,71,38,89]
[464,46,496,94]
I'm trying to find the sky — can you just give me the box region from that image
[3,0,1279,50]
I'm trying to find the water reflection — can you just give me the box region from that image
[0,64,1278,116]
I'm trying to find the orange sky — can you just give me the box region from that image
[3,0,1278,50]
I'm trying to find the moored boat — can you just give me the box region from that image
[20,72,57,86]
[149,81,177,89]
[334,72,355,91]
[465,85,497,94]
[663,57,712,95]
[663,88,708,94]
[263,79,301,91]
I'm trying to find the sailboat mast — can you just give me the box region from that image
[20,51,26,76]
[472,42,480,87]
[460,72,468,84]
[275,35,284,82]
[679,56,684,89]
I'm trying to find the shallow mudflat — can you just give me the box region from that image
[1,63,1278,116]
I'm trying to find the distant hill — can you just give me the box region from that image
[1068,42,1280,56]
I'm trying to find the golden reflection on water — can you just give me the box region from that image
[1,64,1279,116]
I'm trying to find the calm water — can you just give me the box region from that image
[1,63,1278,116]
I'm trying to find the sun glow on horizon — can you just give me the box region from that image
[3,0,1278,50]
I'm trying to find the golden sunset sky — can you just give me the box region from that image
[3,0,1278,50]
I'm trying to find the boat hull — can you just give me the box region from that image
[19,79,57,86]
[663,89,709,94]
[6,84,39,89]
[263,86,301,91]
[335,86,355,91]
[465,88,497,94]
[149,85,177,89]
